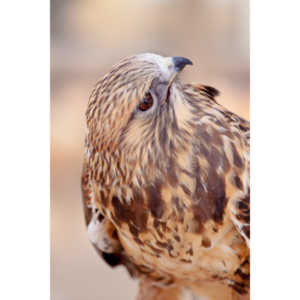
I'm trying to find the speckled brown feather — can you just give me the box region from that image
[81,54,250,300]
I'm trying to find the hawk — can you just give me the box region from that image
[82,53,250,300]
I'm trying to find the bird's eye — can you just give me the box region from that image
[138,92,153,111]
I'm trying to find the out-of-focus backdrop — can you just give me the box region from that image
[51,1,249,299]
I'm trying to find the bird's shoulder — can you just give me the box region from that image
[182,83,250,246]
[183,83,249,137]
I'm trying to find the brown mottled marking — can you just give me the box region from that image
[231,281,247,295]
[167,244,178,258]
[145,182,165,219]
[186,247,194,255]
[233,175,243,190]
[235,268,250,281]
[129,224,139,237]
[111,196,125,222]
[132,189,149,231]
[180,184,192,196]
[207,171,227,223]
[112,192,148,232]
[231,142,244,168]
[156,240,169,249]
[180,258,192,263]
[134,236,143,245]
[153,220,170,238]
[190,204,205,233]
[173,235,181,242]
[242,226,250,239]
[202,237,212,248]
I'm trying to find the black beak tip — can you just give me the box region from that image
[172,56,193,72]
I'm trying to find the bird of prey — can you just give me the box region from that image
[82,53,250,300]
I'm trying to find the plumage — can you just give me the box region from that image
[81,53,250,300]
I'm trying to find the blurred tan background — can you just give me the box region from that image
[51,1,249,299]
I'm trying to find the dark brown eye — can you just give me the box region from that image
[138,92,153,111]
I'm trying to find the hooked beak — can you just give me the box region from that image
[172,56,193,72]
[156,55,193,104]
[165,56,193,84]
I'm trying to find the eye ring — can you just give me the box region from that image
[138,92,153,111]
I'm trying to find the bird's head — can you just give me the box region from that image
[86,53,193,164]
